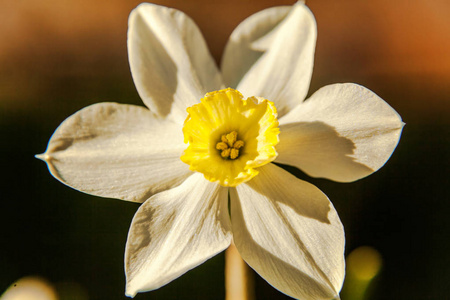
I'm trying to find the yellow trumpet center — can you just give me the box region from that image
[181,88,279,187]
[216,131,244,160]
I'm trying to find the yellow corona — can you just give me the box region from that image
[181,88,280,187]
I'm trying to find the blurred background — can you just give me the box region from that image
[1,0,449,299]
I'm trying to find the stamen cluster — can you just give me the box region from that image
[216,131,244,159]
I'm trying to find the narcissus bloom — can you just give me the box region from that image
[37,2,403,300]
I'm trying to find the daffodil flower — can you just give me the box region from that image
[37,2,403,300]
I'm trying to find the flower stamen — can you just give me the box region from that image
[216,131,244,160]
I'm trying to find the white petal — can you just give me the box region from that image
[37,103,190,203]
[277,83,404,182]
[125,173,231,297]
[221,5,291,88]
[222,2,316,117]
[231,163,345,300]
[128,3,223,124]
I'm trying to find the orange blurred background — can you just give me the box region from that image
[1,1,449,299]
[1,0,449,118]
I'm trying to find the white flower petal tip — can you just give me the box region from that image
[35,153,48,162]
[222,1,316,117]
[124,288,136,298]
[277,83,404,182]
[125,173,232,296]
[128,3,223,124]
[231,164,345,300]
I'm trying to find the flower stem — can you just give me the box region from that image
[225,242,254,300]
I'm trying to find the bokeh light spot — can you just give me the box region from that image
[1,276,58,300]
[347,246,383,281]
